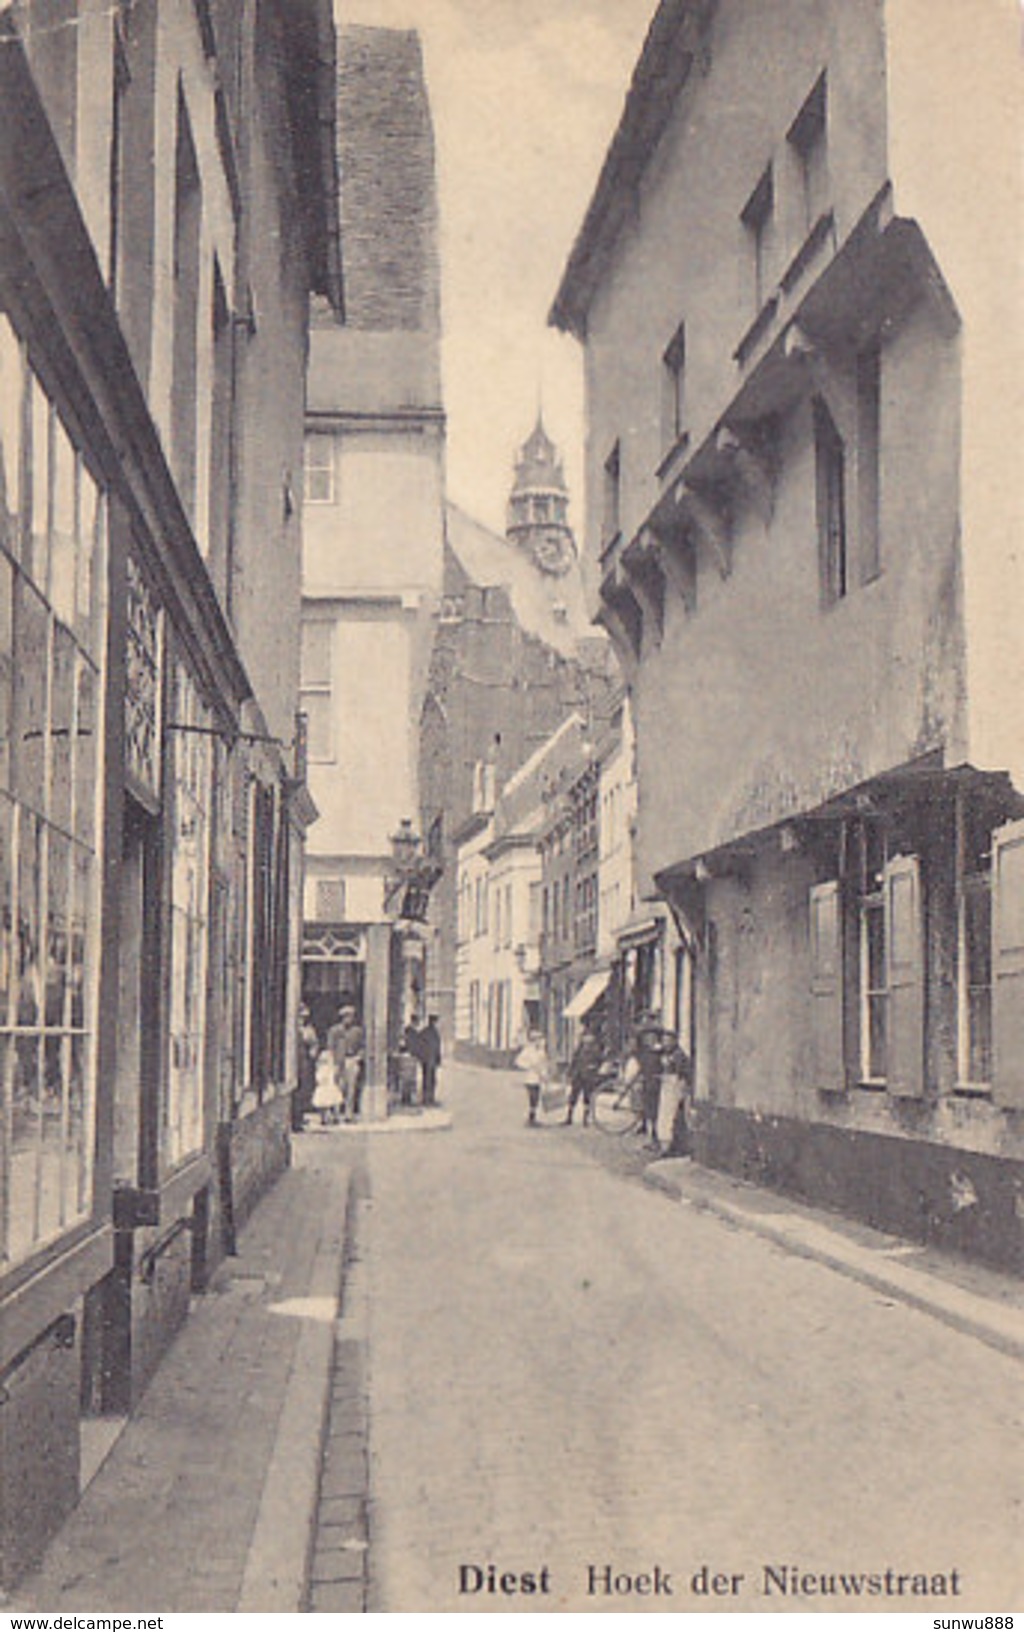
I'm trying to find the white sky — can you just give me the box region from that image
[337,0,655,536]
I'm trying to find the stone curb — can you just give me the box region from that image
[235,1167,358,1612]
[303,1107,453,1137]
[643,1161,1024,1364]
[308,1174,373,1613]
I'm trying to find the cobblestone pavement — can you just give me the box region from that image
[362,1062,1023,1613]
[13,1137,360,1613]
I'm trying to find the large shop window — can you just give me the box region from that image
[0,313,107,1265]
[166,664,212,1166]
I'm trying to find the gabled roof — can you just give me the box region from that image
[550,0,705,339]
[445,502,592,654]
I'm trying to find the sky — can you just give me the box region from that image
[338,0,656,537]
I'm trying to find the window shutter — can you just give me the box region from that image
[992,817,1024,1107]
[809,881,844,1090]
[885,853,924,1097]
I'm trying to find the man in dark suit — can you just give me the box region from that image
[418,1015,442,1107]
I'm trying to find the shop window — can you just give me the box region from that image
[787,73,828,235]
[0,316,23,554]
[0,320,107,1266]
[814,396,847,605]
[300,619,333,763]
[741,165,774,314]
[166,664,212,1164]
[304,433,335,505]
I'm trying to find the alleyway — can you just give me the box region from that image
[14,1063,1023,1614]
[363,1064,1023,1612]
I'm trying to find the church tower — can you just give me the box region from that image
[506,415,577,577]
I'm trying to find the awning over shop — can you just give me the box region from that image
[616,907,668,952]
[564,969,611,1020]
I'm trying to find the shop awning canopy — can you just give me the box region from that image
[564,969,611,1020]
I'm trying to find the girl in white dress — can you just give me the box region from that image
[311,1047,343,1125]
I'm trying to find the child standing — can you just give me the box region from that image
[514,1027,550,1127]
[311,1046,343,1126]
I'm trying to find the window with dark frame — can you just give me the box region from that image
[108,11,130,297]
[171,88,201,525]
[741,165,774,314]
[662,321,687,452]
[856,344,881,583]
[814,396,847,604]
[787,73,828,235]
[958,798,993,1088]
[601,439,621,550]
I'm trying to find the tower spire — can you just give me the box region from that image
[505,417,577,577]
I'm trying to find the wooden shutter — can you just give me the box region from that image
[809,881,844,1091]
[992,817,1024,1107]
[885,853,924,1097]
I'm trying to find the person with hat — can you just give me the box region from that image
[328,1002,365,1122]
[635,1010,670,1152]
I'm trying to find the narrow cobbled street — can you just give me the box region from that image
[359,1064,1023,1613]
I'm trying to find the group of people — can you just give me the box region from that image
[296,1002,365,1127]
[296,1004,444,1129]
[515,1009,693,1154]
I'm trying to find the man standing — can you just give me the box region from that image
[636,1011,670,1152]
[329,1004,364,1122]
[564,1018,603,1126]
[418,1014,442,1107]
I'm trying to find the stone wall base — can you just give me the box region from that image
[693,1103,1023,1275]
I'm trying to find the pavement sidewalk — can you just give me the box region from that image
[11,1133,365,1614]
[644,1154,1024,1361]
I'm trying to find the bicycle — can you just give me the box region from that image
[591,1059,645,1135]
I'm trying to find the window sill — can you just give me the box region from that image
[734,295,779,367]
[779,209,835,296]
[952,1083,993,1100]
[656,430,691,483]
[599,531,623,570]
[856,1078,888,1092]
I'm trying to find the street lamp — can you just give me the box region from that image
[389,818,421,872]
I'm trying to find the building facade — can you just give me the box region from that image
[419,423,618,1044]
[300,26,445,1112]
[553,0,1023,1268]
[455,714,587,1066]
[0,0,340,1583]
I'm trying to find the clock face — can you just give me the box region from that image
[531,528,575,576]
